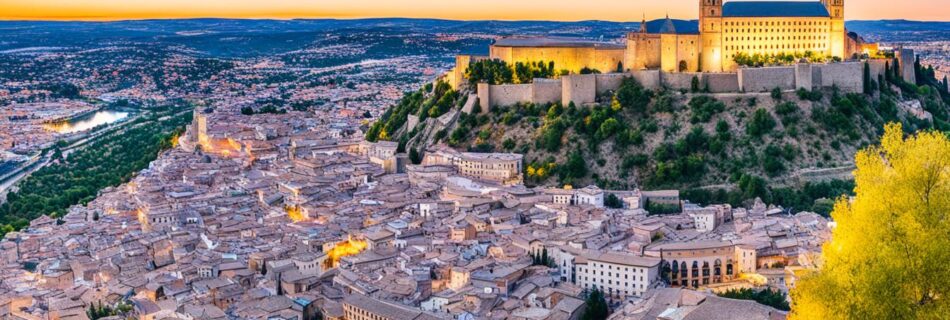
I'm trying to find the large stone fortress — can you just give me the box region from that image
[495,0,863,74]
[445,0,909,110]
[695,0,847,72]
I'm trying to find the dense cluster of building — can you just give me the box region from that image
[0,95,831,318]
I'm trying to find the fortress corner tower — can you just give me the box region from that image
[823,0,846,59]
[700,0,724,72]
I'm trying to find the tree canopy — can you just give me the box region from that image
[790,123,950,319]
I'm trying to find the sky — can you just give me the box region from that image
[0,0,947,22]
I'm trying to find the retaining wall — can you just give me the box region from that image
[813,62,863,93]
[532,79,562,104]
[594,73,627,95]
[738,66,796,92]
[867,59,888,79]
[628,70,662,90]
[704,73,740,93]
[489,84,533,108]
[562,74,597,106]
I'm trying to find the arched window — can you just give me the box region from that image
[714,259,722,276]
[702,262,710,277]
[691,261,699,278]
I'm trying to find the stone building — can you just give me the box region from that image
[573,251,662,298]
[421,146,523,185]
[628,0,852,72]
[489,38,626,74]
[459,0,869,78]
[644,241,757,288]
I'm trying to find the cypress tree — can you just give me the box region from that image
[879,74,887,93]
[863,61,872,95]
[893,59,901,82]
[541,248,549,267]
[915,56,923,84]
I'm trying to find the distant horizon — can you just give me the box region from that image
[1,16,948,24]
[1,0,948,23]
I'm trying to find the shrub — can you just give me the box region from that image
[604,194,624,208]
[747,108,777,137]
[621,154,649,170]
[796,88,823,101]
[502,138,516,150]
[615,77,653,112]
[771,87,783,101]
[688,96,726,123]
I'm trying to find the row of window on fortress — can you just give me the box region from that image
[723,20,831,27]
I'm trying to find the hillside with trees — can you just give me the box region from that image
[0,104,192,236]
[366,61,950,216]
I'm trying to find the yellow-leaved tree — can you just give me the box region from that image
[790,123,950,319]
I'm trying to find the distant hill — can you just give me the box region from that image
[2,18,947,57]
[845,19,950,33]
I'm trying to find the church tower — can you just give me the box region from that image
[700,0,723,72]
[824,0,846,58]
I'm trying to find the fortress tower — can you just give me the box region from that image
[821,0,848,59]
[699,0,724,72]
[822,0,846,59]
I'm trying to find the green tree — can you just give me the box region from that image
[604,194,623,208]
[582,288,610,320]
[615,77,652,113]
[560,150,588,184]
[719,288,790,311]
[409,148,422,164]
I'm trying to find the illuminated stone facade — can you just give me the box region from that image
[489,38,626,74]
[630,0,851,72]
[421,146,523,185]
[645,241,757,288]
[471,0,863,77]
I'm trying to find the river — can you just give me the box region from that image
[43,109,132,134]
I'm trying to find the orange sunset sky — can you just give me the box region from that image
[0,0,947,22]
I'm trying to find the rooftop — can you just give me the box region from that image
[722,1,831,18]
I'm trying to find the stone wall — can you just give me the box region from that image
[460,93,479,114]
[704,73,740,93]
[491,45,624,74]
[898,48,917,84]
[628,70,662,90]
[476,83,490,113]
[562,74,597,106]
[489,84,533,109]
[813,62,863,93]
[867,59,889,79]
[661,72,702,91]
[474,62,861,110]
[594,73,627,95]
[795,64,813,90]
[532,79,562,105]
[738,66,796,92]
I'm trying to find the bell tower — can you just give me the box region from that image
[825,0,846,58]
[700,0,723,72]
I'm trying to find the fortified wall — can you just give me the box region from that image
[471,60,885,111]
[448,47,918,112]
